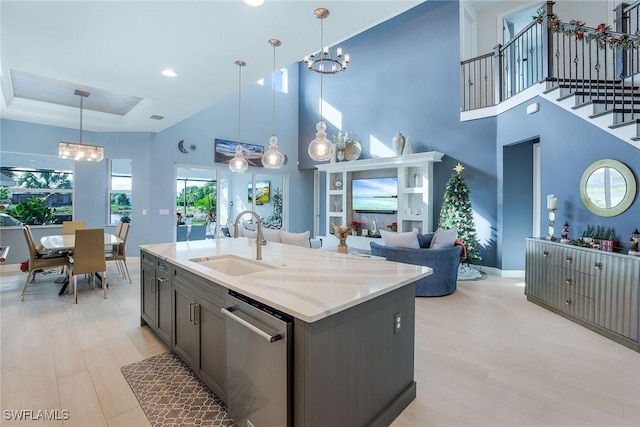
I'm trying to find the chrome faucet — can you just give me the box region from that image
[233,210,267,260]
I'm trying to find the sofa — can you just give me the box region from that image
[224,224,321,248]
[370,232,462,297]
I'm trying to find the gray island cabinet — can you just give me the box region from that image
[525,238,639,351]
[139,238,431,426]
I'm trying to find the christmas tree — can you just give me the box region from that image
[438,163,481,265]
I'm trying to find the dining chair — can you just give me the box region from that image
[105,222,124,254]
[62,220,86,235]
[21,226,69,301]
[106,222,131,283]
[69,228,107,304]
[114,221,123,238]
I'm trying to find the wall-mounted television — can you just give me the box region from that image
[352,177,398,213]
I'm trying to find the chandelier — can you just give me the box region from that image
[229,60,249,173]
[307,7,350,161]
[58,90,104,162]
[304,8,350,75]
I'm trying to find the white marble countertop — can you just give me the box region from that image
[140,238,432,323]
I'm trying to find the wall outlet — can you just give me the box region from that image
[394,312,402,334]
[159,209,169,215]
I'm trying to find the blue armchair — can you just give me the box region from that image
[370,238,462,297]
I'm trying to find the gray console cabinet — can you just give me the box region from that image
[140,252,171,345]
[525,238,639,351]
[171,265,226,400]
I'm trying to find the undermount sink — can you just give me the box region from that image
[189,255,277,276]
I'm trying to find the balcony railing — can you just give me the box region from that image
[461,1,640,114]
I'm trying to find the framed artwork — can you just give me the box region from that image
[215,138,264,168]
[248,180,270,205]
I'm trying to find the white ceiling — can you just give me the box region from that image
[0,0,424,133]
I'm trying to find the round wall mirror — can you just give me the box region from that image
[580,159,637,217]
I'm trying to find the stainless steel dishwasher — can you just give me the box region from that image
[221,290,293,427]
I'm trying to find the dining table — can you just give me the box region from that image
[40,232,123,295]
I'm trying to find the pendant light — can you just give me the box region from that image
[58,90,104,162]
[229,60,249,173]
[262,39,285,169]
[307,8,336,161]
[303,8,350,75]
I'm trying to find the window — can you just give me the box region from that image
[176,166,216,241]
[108,159,132,224]
[0,155,74,224]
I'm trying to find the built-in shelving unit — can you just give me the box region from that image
[316,152,444,236]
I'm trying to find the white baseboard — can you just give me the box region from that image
[468,264,524,278]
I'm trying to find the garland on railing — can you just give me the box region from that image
[533,8,639,50]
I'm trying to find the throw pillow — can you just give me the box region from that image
[417,233,434,248]
[430,228,458,249]
[379,229,420,249]
[262,227,282,243]
[280,230,310,248]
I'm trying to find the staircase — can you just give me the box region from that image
[539,78,640,149]
[460,1,640,149]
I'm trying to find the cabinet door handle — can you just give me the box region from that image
[565,256,573,264]
[189,302,194,323]
[565,278,573,285]
[594,262,603,270]
[543,251,549,256]
[194,304,200,325]
[157,277,167,283]
[151,279,156,293]
[565,298,572,306]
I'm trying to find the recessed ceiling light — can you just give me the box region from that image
[161,69,178,77]
[244,0,264,6]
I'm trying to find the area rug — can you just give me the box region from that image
[121,352,234,427]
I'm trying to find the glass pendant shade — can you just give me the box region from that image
[230,60,247,173]
[229,145,248,173]
[308,120,334,161]
[262,135,285,169]
[58,142,104,162]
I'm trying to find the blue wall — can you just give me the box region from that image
[0,120,153,260]
[0,62,312,264]
[299,0,499,267]
[2,0,639,270]
[299,0,639,270]
[497,96,640,263]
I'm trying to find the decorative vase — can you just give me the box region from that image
[337,239,348,254]
[392,132,405,156]
[337,147,345,162]
[403,135,413,155]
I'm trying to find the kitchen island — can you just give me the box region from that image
[140,238,432,427]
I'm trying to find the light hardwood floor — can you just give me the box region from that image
[1,259,638,427]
